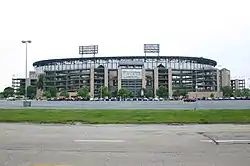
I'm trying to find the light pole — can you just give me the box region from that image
[194,70,198,110]
[21,40,32,102]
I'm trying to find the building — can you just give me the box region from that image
[32,56,229,98]
[219,68,231,87]
[231,79,245,90]
[12,71,38,94]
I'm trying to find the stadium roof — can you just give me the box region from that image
[33,56,217,67]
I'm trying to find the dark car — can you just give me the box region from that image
[184,98,196,102]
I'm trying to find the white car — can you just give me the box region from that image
[230,97,235,100]
[154,98,159,101]
[6,97,16,101]
[159,98,164,101]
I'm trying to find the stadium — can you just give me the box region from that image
[33,45,225,99]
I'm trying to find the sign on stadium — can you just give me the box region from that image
[121,69,142,79]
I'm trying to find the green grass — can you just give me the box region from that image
[0,109,250,124]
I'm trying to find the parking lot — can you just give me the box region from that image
[1,123,250,166]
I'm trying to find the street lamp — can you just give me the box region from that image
[194,70,198,110]
[21,40,32,103]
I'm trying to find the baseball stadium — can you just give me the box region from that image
[33,45,225,98]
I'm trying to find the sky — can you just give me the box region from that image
[0,0,250,91]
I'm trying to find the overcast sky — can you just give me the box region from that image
[0,0,250,91]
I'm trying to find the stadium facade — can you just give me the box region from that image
[32,56,229,98]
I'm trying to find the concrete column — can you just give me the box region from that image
[90,66,94,98]
[27,78,31,86]
[104,67,108,88]
[235,79,239,89]
[216,69,220,94]
[168,68,173,98]
[141,68,146,89]
[117,67,122,90]
[154,68,158,97]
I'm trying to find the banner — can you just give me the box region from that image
[121,69,142,79]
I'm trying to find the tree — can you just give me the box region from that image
[99,86,109,98]
[210,93,215,99]
[48,87,57,97]
[234,89,242,97]
[173,89,188,97]
[77,86,90,99]
[60,90,69,98]
[137,88,153,98]
[43,91,51,98]
[221,86,233,97]
[0,92,4,99]
[36,74,44,90]
[17,87,25,96]
[138,88,145,97]
[146,89,153,98]
[117,88,132,99]
[242,88,250,97]
[27,86,36,99]
[3,87,14,98]
[180,90,188,97]
[156,86,168,98]
[173,89,181,97]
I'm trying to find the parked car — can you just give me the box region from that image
[184,98,196,102]
[6,97,16,101]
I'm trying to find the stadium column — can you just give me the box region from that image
[118,67,122,90]
[168,68,173,98]
[90,66,94,98]
[142,68,146,89]
[216,69,220,97]
[104,66,108,87]
[154,68,158,97]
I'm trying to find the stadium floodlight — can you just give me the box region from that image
[79,45,98,58]
[144,44,160,53]
[22,40,31,44]
[143,44,160,61]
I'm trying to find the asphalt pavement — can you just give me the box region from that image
[0,123,250,166]
[0,100,250,109]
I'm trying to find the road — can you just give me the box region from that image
[0,100,250,109]
[0,123,250,165]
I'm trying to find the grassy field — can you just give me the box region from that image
[0,109,250,124]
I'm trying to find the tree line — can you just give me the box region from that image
[1,73,249,99]
[42,85,186,99]
[221,86,250,97]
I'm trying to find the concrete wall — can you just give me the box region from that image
[68,92,77,98]
[154,68,158,98]
[220,68,231,87]
[168,68,173,98]
[90,66,94,98]
[36,89,43,98]
[188,91,223,98]
[216,69,220,92]
[104,67,109,87]
[142,68,146,89]
[117,67,122,90]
